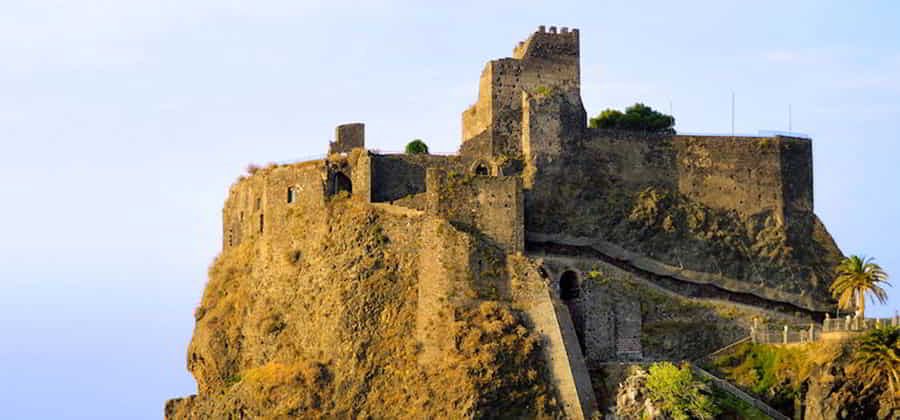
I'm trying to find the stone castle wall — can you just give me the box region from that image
[425,168,525,253]
[222,161,327,250]
[221,151,372,250]
[329,122,365,154]
[369,154,470,204]
[579,131,813,222]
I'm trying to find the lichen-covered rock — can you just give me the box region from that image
[803,356,897,420]
[711,338,898,420]
[614,367,664,419]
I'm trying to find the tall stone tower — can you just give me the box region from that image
[460,26,587,161]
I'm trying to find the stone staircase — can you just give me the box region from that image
[691,365,789,420]
[693,337,789,420]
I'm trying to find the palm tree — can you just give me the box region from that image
[830,255,891,320]
[849,326,899,401]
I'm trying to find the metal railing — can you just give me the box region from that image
[822,315,898,333]
[751,315,899,345]
[751,323,821,345]
[675,130,811,139]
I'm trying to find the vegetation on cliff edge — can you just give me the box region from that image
[710,326,899,419]
[588,103,675,133]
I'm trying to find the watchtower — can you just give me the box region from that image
[460,26,586,160]
[329,122,365,154]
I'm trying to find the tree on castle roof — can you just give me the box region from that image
[589,103,675,133]
[405,139,429,155]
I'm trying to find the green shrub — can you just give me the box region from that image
[589,103,675,133]
[405,139,429,155]
[712,388,769,420]
[645,362,718,420]
[711,343,812,414]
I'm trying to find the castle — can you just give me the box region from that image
[214,27,842,418]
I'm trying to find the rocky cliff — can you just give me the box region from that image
[709,332,899,420]
[166,198,563,419]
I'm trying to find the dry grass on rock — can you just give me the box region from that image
[168,199,561,419]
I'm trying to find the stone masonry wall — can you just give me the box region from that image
[329,122,365,154]
[539,257,644,364]
[425,168,524,253]
[520,128,836,309]
[779,137,813,214]
[461,27,582,160]
[532,251,812,364]
[672,135,787,221]
[580,131,804,221]
[370,154,470,204]
[222,161,327,250]
[222,151,372,251]
[416,217,474,365]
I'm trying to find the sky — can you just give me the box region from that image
[1,1,898,418]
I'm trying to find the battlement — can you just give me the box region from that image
[512,25,580,61]
[462,26,582,159]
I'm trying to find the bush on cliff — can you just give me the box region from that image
[712,327,900,419]
[850,326,899,399]
[645,362,718,420]
[589,103,675,133]
[405,139,429,154]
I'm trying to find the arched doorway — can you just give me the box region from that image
[475,164,489,176]
[559,270,585,351]
[560,270,580,300]
[332,172,352,195]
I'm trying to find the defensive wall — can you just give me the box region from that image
[576,130,814,226]
[223,126,525,254]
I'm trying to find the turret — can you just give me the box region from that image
[329,122,365,154]
[461,26,584,160]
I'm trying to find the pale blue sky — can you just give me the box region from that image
[1,1,898,418]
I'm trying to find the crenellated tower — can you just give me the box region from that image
[460,26,586,162]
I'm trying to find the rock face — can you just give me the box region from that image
[803,354,897,420]
[614,367,665,420]
[709,338,898,420]
[166,200,563,419]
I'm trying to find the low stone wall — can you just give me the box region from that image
[426,168,524,253]
[512,257,598,419]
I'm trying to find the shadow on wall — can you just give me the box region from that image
[330,172,353,196]
[559,270,586,352]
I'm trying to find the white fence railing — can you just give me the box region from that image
[751,324,821,345]
[822,316,898,333]
[751,316,899,345]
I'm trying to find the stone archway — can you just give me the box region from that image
[332,172,352,195]
[471,160,491,176]
[560,270,580,300]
